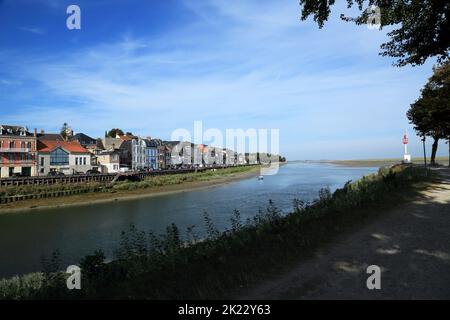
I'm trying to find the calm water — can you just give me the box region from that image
[0,162,378,278]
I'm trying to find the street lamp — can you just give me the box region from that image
[422,136,427,174]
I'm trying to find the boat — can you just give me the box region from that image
[258,175,264,180]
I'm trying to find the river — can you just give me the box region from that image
[0,162,379,278]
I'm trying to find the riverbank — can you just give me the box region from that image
[322,157,449,168]
[238,167,450,299]
[0,166,261,214]
[0,165,434,299]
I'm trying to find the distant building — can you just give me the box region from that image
[146,139,160,170]
[71,133,97,150]
[103,137,132,169]
[132,137,166,171]
[37,138,92,175]
[163,140,186,167]
[0,125,37,177]
[96,150,120,174]
[131,137,146,171]
[158,144,171,169]
[36,131,65,142]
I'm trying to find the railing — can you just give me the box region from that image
[0,164,256,187]
[0,148,31,153]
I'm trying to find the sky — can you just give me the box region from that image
[0,0,447,160]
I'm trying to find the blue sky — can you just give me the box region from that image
[0,0,446,160]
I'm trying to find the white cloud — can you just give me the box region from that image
[1,0,442,159]
[17,26,45,35]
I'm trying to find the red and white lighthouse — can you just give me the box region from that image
[403,132,411,163]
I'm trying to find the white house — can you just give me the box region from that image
[96,150,120,174]
[37,138,93,175]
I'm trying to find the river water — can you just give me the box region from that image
[0,162,378,278]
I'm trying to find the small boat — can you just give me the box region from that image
[258,175,264,180]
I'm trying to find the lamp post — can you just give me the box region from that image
[422,136,427,174]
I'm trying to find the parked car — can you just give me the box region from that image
[12,173,27,178]
[48,171,65,177]
[86,169,101,175]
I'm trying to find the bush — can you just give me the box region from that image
[0,166,430,299]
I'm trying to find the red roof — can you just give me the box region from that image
[118,135,133,141]
[37,140,90,153]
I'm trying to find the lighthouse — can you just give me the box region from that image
[403,132,411,163]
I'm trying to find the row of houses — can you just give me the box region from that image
[0,124,252,178]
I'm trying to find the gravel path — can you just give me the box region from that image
[239,168,450,299]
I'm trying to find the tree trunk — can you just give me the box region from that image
[430,137,439,166]
[448,139,450,167]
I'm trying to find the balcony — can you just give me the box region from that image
[0,148,31,153]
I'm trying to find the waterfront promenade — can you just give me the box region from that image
[240,167,450,299]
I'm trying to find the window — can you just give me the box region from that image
[83,157,86,165]
[40,157,44,166]
[9,141,14,149]
[50,148,69,166]
[21,141,25,149]
[75,157,78,165]
[27,142,32,149]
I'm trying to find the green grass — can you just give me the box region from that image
[327,157,449,167]
[0,165,434,299]
[112,165,257,191]
[0,166,257,204]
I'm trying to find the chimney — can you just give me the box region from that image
[40,129,44,134]
[33,128,37,137]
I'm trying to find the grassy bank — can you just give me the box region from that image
[326,157,449,168]
[0,164,435,299]
[0,166,260,212]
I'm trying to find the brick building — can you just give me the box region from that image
[0,125,37,178]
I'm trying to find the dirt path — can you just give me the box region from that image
[239,168,450,299]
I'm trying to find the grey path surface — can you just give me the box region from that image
[239,168,450,299]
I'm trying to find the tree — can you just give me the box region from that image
[299,0,450,67]
[407,63,450,166]
[60,123,69,140]
[107,128,124,138]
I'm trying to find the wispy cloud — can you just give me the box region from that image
[0,0,441,159]
[17,26,45,35]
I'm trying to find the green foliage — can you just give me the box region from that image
[0,166,257,204]
[0,273,43,299]
[407,62,450,165]
[203,211,220,240]
[107,128,124,138]
[0,165,431,299]
[299,0,450,67]
[230,209,243,232]
[60,123,69,140]
[0,182,103,199]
